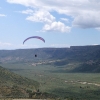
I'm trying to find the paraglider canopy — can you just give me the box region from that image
[23,36,45,58]
[23,36,45,44]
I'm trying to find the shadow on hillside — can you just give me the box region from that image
[70,63,100,73]
[48,63,100,73]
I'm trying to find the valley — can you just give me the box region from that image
[0,46,100,99]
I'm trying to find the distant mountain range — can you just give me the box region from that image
[0,45,100,72]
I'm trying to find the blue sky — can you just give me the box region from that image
[0,0,100,49]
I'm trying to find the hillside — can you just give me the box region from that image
[0,65,39,98]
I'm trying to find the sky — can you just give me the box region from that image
[0,0,100,49]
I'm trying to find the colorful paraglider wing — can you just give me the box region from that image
[23,36,45,44]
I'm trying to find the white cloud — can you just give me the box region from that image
[26,9,55,23]
[18,44,39,48]
[60,18,69,23]
[22,9,71,33]
[73,12,100,28]
[92,44,99,46]
[89,0,100,3]
[95,27,100,31]
[7,0,42,8]
[22,9,34,14]
[0,42,12,46]
[7,0,100,30]
[0,42,39,49]
[50,44,70,48]
[0,14,6,17]
[0,42,13,49]
[43,21,71,33]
